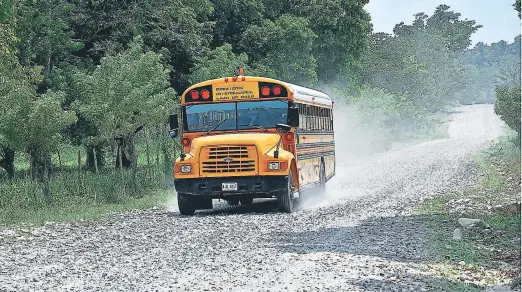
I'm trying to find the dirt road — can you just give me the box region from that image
[0,105,505,291]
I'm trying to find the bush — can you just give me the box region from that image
[494,86,521,145]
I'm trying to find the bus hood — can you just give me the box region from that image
[189,133,281,153]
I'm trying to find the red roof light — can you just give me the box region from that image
[189,90,199,100]
[273,86,282,96]
[201,89,210,99]
[261,86,270,96]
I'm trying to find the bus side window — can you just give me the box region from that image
[320,108,326,131]
[324,108,328,130]
[299,104,306,130]
[317,107,322,130]
[310,106,316,130]
[305,105,312,130]
[325,109,329,130]
[309,106,313,130]
[326,109,330,130]
[315,106,319,130]
[329,109,333,130]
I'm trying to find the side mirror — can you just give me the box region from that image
[275,123,291,134]
[169,113,179,130]
[287,107,299,128]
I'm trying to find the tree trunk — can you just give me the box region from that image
[122,134,137,192]
[93,147,99,174]
[0,146,15,179]
[29,148,52,205]
[86,145,104,170]
[115,137,132,168]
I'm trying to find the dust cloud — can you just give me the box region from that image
[165,191,179,212]
[297,99,381,210]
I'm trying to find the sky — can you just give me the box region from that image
[365,0,521,46]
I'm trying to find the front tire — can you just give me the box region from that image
[226,199,239,206]
[177,193,196,215]
[277,171,295,213]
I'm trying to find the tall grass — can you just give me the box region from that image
[0,130,178,226]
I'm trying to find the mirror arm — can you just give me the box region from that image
[274,134,283,159]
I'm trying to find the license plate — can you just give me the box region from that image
[222,182,238,191]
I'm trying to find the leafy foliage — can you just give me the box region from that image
[189,43,252,84]
[74,36,176,142]
[241,15,318,84]
[494,86,521,144]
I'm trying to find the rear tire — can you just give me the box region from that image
[277,171,295,213]
[177,193,196,215]
[240,197,253,206]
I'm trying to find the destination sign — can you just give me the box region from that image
[212,82,259,101]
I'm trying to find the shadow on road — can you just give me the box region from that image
[270,214,439,264]
[192,199,281,216]
[350,274,480,291]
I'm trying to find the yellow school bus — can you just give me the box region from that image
[168,69,335,215]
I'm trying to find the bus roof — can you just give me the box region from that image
[182,76,333,107]
[282,82,332,107]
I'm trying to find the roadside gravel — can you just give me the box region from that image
[0,104,504,292]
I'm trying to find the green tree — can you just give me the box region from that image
[189,43,254,84]
[495,86,521,144]
[211,0,265,47]
[241,15,318,84]
[0,53,76,199]
[74,37,176,188]
[359,5,480,112]
[72,0,213,93]
[15,0,82,83]
[425,5,482,53]
[296,0,372,80]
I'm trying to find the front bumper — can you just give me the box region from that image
[174,175,288,198]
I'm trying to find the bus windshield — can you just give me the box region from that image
[184,100,288,132]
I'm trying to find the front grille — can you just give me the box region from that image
[201,145,257,174]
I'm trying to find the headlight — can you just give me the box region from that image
[180,165,192,173]
[268,162,280,170]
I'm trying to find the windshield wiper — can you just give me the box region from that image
[238,124,264,129]
[238,124,268,131]
[205,117,229,135]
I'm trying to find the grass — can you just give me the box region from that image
[417,133,521,288]
[0,140,176,226]
[0,189,172,226]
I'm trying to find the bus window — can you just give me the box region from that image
[319,108,326,130]
[329,109,333,130]
[298,104,306,130]
[313,107,317,130]
[305,105,312,130]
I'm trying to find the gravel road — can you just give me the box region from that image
[0,104,505,292]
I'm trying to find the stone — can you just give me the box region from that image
[452,228,462,240]
[497,261,513,271]
[458,218,490,229]
[486,284,515,292]
[494,202,521,216]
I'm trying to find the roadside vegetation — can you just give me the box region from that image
[418,133,521,290]
[0,0,520,225]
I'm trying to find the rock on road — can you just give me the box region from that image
[0,105,505,292]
